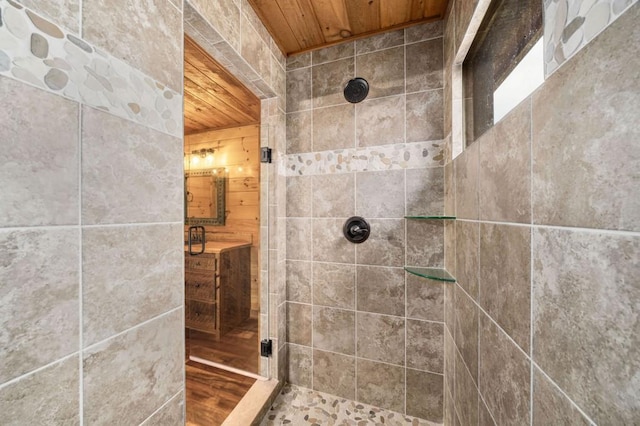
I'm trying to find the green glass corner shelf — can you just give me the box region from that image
[404,267,456,283]
[404,215,456,220]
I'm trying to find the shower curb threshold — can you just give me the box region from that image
[223,377,283,426]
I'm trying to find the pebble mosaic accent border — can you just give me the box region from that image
[0,0,182,137]
[285,141,445,177]
[544,0,638,75]
[260,385,441,426]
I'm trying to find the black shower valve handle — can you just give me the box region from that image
[343,216,371,244]
[350,224,368,236]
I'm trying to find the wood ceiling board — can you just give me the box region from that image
[183,89,241,130]
[344,0,381,34]
[247,0,302,53]
[185,116,208,135]
[184,42,261,118]
[183,94,232,127]
[424,0,448,18]
[410,0,427,20]
[277,0,325,48]
[183,36,260,135]
[248,0,449,55]
[380,0,412,27]
[183,69,257,125]
[310,0,352,41]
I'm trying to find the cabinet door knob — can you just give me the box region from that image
[195,283,201,288]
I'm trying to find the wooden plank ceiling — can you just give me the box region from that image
[248,0,450,56]
[184,35,261,135]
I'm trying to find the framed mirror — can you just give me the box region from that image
[184,169,226,226]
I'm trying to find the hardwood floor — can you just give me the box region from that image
[186,361,256,426]
[186,317,259,373]
[185,317,259,424]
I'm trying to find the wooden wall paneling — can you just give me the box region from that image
[187,124,261,144]
[228,191,260,207]
[228,177,259,193]
[185,124,261,314]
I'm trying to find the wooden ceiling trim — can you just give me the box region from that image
[287,15,443,56]
[247,0,449,56]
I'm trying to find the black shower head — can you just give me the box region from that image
[344,77,369,103]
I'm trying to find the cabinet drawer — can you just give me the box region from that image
[185,271,216,302]
[185,300,216,332]
[185,255,216,271]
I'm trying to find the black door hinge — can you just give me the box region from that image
[260,339,273,357]
[260,147,272,163]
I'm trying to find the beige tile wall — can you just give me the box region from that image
[1,0,287,424]
[285,22,447,424]
[443,2,640,425]
[0,0,185,423]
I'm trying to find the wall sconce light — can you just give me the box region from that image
[190,148,215,166]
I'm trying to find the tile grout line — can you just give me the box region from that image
[455,218,640,237]
[0,351,80,392]
[81,221,185,229]
[456,281,529,360]
[309,56,315,390]
[403,167,408,415]
[288,88,442,115]
[82,307,182,353]
[531,361,598,426]
[78,102,84,426]
[353,48,358,403]
[529,95,534,426]
[354,170,359,402]
[310,189,315,391]
[304,345,445,377]
[138,389,183,426]
[479,389,499,425]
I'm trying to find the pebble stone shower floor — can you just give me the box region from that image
[260,385,441,426]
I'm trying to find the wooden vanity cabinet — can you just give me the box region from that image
[185,243,251,337]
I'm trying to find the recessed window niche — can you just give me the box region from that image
[462,0,543,145]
